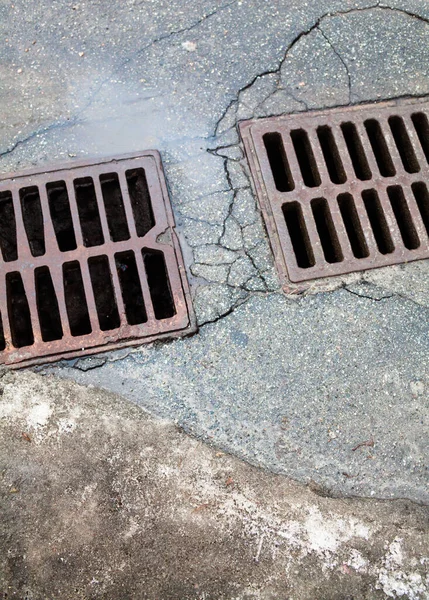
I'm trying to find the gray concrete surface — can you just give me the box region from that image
[7,0,425,502]
[1,372,429,599]
[46,287,429,504]
[0,0,429,596]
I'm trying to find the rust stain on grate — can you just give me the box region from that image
[240,97,429,286]
[0,151,196,368]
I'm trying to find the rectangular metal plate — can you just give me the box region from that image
[0,151,196,368]
[240,97,429,286]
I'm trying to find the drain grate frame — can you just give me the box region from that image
[0,151,196,368]
[240,97,429,287]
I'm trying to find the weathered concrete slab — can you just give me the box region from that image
[1,372,428,599]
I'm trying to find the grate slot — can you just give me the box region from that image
[364,119,396,177]
[411,112,429,163]
[411,182,429,238]
[74,177,105,247]
[35,267,63,342]
[263,132,294,191]
[19,186,46,257]
[88,255,120,331]
[6,272,34,348]
[0,314,5,351]
[46,181,77,252]
[143,249,176,320]
[290,129,321,187]
[100,173,130,242]
[0,190,17,262]
[388,116,420,173]
[386,185,420,250]
[316,125,347,184]
[115,251,147,325]
[63,261,92,337]
[337,193,369,259]
[126,168,155,237]
[362,189,394,254]
[311,198,343,263]
[340,122,372,181]
[282,202,315,268]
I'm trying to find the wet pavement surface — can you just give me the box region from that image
[1,0,429,505]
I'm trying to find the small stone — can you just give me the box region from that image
[410,380,425,396]
[17,68,22,74]
[78,51,85,57]
[182,41,197,52]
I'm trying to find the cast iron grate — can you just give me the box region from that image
[0,151,196,368]
[240,97,429,285]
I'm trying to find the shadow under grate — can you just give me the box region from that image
[0,151,196,368]
[240,97,429,285]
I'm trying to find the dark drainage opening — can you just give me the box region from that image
[387,185,420,250]
[341,122,372,181]
[19,186,45,257]
[337,193,369,259]
[362,189,394,255]
[6,272,34,348]
[263,132,295,192]
[411,181,429,236]
[35,267,63,342]
[311,197,343,263]
[364,119,396,177]
[88,255,120,331]
[282,202,315,268]
[290,129,321,187]
[126,168,155,237]
[100,173,130,242]
[388,116,420,173]
[115,251,147,325]
[143,249,175,320]
[74,177,104,247]
[63,261,92,337]
[47,181,77,252]
[0,190,17,262]
[411,112,429,163]
[0,315,5,352]
[316,125,347,184]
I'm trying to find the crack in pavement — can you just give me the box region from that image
[316,24,352,104]
[213,3,429,137]
[343,286,395,302]
[0,118,78,159]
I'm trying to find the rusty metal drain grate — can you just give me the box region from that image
[0,151,196,368]
[240,97,429,285]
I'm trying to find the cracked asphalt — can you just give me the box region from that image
[1,0,429,505]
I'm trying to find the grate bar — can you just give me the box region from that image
[92,176,113,246]
[307,127,331,186]
[64,176,84,248]
[134,249,156,322]
[38,185,58,251]
[403,114,428,170]
[11,188,30,262]
[0,275,12,350]
[118,170,139,239]
[49,262,71,338]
